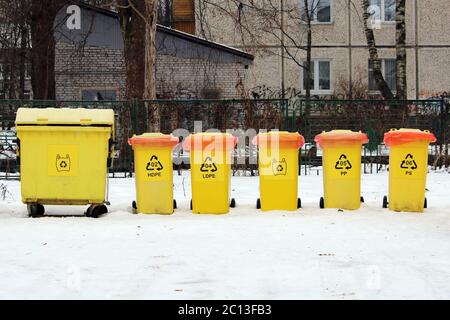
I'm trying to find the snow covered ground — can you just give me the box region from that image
[0,169,449,300]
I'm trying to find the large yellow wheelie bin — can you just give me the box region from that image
[15,108,115,218]
[253,131,305,211]
[315,130,369,210]
[129,133,179,214]
[383,129,436,212]
[183,133,237,214]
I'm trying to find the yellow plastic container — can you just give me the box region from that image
[253,132,305,211]
[183,133,237,214]
[315,130,369,210]
[15,108,115,217]
[383,129,436,212]
[128,133,179,214]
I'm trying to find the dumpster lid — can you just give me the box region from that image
[182,133,237,151]
[15,108,114,126]
[384,129,437,146]
[252,131,305,149]
[128,133,179,148]
[315,130,369,147]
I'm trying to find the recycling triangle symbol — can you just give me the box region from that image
[146,155,163,171]
[335,154,352,170]
[400,154,418,170]
[201,157,218,173]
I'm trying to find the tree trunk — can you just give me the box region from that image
[304,0,312,101]
[362,0,394,100]
[117,1,146,101]
[395,0,407,99]
[144,0,160,132]
[30,0,63,100]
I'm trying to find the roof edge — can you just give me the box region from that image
[71,2,254,62]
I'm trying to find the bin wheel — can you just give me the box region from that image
[190,199,193,210]
[424,197,427,209]
[297,198,302,209]
[230,198,236,208]
[27,204,45,218]
[132,201,138,214]
[360,196,365,203]
[256,198,261,209]
[382,196,388,209]
[86,204,108,218]
[319,197,325,209]
[173,199,177,210]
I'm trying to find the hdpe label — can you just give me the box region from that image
[48,145,79,176]
[144,154,166,181]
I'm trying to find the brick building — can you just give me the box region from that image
[53,4,253,101]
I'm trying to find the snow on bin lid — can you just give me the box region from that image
[15,108,114,126]
[182,133,237,151]
[128,133,179,148]
[252,131,305,149]
[315,130,369,148]
[384,128,437,147]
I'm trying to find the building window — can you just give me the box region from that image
[81,89,117,101]
[302,60,331,93]
[158,0,172,27]
[368,59,396,92]
[0,63,4,80]
[369,0,395,22]
[300,0,332,23]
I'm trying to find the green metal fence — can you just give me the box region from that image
[1,98,448,179]
[0,98,288,179]
[287,99,447,144]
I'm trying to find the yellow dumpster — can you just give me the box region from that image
[15,108,115,218]
[383,129,436,212]
[128,133,179,214]
[183,133,237,214]
[253,132,305,211]
[315,130,369,210]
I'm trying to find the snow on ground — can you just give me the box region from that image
[0,169,449,300]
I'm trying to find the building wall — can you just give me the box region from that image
[55,42,247,100]
[197,0,450,99]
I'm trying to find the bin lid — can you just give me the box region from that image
[128,133,179,148]
[15,108,114,126]
[384,129,437,146]
[315,130,369,148]
[182,133,237,151]
[252,131,305,149]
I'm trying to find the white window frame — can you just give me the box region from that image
[0,63,3,80]
[369,0,396,23]
[368,58,396,93]
[301,59,333,94]
[300,0,333,25]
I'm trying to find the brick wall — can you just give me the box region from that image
[55,42,247,100]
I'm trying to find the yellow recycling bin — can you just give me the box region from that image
[383,129,436,213]
[15,108,115,218]
[183,133,237,214]
[128,133,179,214]
[253,132,305,211]
[315,130,369,210]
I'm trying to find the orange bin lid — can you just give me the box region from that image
[252,131,305,149]
[315,130,369,148]
[384,129,436,147]
[128,133,179,148]
[182,133,237,151]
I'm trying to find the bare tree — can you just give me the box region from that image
[197,0,321,101]
[361,0,394,100]
[116,0,160,132]
[395,0,407,99]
